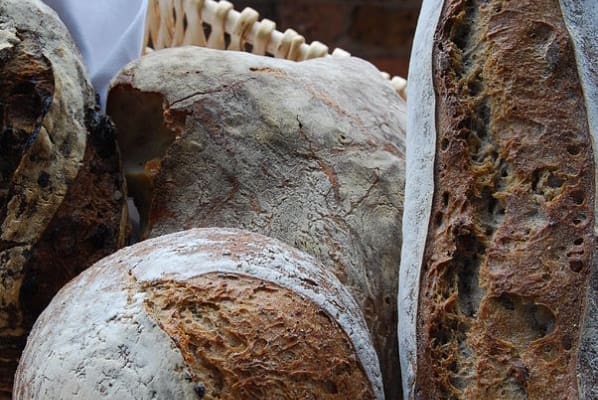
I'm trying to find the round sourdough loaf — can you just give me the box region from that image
[400,0,598,399]
[14,228,384,400]
[0,0,127,395]
[107,47,405,399]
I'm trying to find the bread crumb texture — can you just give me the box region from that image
[416,0,595,399]
[144,273,374,399]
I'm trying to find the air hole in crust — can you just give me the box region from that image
[569,259,583,272]
[570,190,585,205]
[441,138,450,151]
[487,294,556,346]
[324,381,339,394]
[467,77,483,96]
[566,145,581,155]
[435,212,443,226]
[531,169,564,199]
[527,21,554,44]
[442,192,450,208]
[573,214,586,225]
[451,17,472,51]
[573,238,583,246]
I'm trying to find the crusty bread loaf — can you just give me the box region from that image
[107,46,405,399]
[14,228,384,400]
[0,0,128,395]
[400,0,597,399]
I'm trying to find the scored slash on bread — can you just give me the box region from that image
[400,0,598,399]
[14,228,384,400]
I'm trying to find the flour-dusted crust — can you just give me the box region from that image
[15,228,384,399]
[401,0,598,398]
[14,262,198,399]
[398,0,443,398]
[0,0,127,395]
[108,46,405,399]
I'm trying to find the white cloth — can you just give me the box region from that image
[42,0,148,108]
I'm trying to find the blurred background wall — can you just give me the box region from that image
[234,0,423,79]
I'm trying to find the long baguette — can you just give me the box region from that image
[399,0,597,398]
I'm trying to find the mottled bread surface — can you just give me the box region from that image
[416,0,595,399]
[145,274,374,399]
[0,0,127,395]
[14,228,383,399]
[108,46,405,399]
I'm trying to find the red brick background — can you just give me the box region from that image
[234,0,423,79]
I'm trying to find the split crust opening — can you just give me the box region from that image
[416,0,595,398]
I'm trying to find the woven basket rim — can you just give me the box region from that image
[144,0,407,99]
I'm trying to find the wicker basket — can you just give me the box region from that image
[144,0,407,100]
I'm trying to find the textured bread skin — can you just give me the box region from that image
[400,0,597,399]
[0,0,127,395]
[108,46,405,399]
[14,228,384,399]
[145,274,375,399]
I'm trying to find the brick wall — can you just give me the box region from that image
[234,0,423,79]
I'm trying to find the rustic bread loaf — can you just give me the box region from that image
[0,0,128,395]
[107,46,405,399]
[14,228,384,399]
[400,0,598,399]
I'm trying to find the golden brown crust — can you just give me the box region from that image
[143,272,375,400]
[416,0,595,398]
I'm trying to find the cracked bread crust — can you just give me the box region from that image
[0,1,127,395]
[107,46,405,399]
[144,274,375,399]
[14,228,383,400]
[414,0,596,399]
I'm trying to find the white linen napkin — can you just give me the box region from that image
[42,0,148,108]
